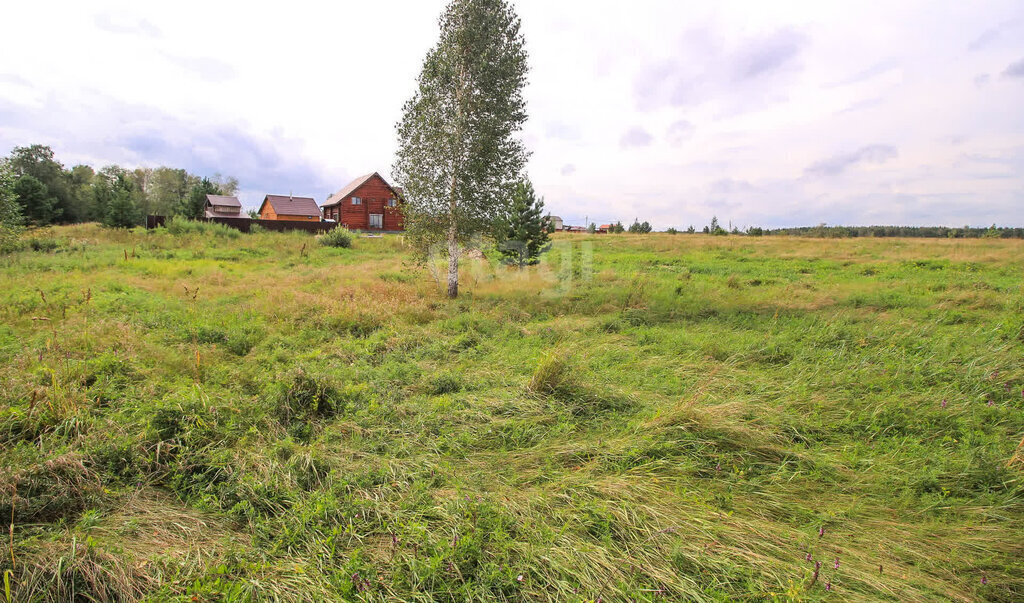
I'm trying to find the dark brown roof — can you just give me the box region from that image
[322,172,400,208]
[206,194,241,208]
[262,195,321,217]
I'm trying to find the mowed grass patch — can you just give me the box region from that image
[0,225,1022,601]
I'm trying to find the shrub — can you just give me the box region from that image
[0,229,22,254]
[28,238,60,252]
[319,227,353,248]
[165,216,240,239]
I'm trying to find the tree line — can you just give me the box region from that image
[582,220,652,233]
[659,217,1024,239]
[753,224,1024,239]
[0,144,237,229]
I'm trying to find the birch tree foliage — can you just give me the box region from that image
[393,0,529,296]
[0,160,25,253]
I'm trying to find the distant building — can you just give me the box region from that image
[257,195,321,221]
[204,195,242,218]
[597,224,611,233]
[321,172,404,232]
[546,215,564,231]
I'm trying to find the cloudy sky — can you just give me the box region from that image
[2,0,1022,228]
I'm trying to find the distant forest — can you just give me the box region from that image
[690,221,1024,239]
[0,144,238,228]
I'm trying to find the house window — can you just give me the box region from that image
[369,214,383,228]
[352,197,361,205]
[387,198,396,207]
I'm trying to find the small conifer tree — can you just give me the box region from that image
[497,179,551,267]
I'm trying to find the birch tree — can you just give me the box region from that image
[0,160,24,252]
[393,0,529,298]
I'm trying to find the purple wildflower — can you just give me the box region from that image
[834,557,840,570]
[826,581,832,591]
[806,552,813,562]
[941,399,947,408]
[715,463,721,472]
[981,575,988,585]
[819,526,825,538]
[988,399,994,407]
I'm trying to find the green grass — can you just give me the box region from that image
[0,224,1022,601]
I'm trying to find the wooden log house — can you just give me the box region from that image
[257,195,322,222]
[321,173,404,232]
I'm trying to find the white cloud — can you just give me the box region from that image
[620,126,653,148]
[1,0,1023,227]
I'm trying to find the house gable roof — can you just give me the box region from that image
[260,195,321,217]
[322,172,400,208]
[205,194,241,208]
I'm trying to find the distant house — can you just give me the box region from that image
[205,195,242,218]
[321,172,404,232]
[258,195,322,222]
[597,224,611,233]
[546,215,564,231]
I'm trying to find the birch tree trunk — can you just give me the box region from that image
[447,63,466,299]
[447,202,459,298]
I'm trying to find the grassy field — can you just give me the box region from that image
[1,223,1022,602]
